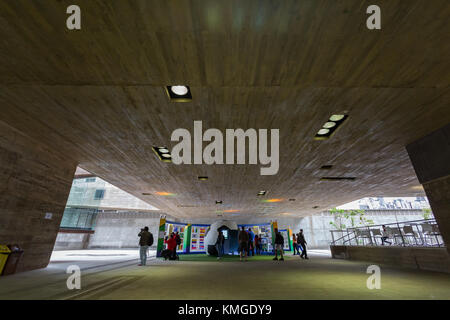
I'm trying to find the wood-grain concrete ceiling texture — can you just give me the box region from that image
[0,1,449,219]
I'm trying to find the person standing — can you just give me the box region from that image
[254,234,261,255]
[216,230,225,259]
[297,229,309,259]
[138,226,153,266]
[292,233,301,255]
[273,229,284,261]
[166,233,178,260]
[247,228,255,256]
[238,226,249,262]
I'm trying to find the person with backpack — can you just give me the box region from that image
[138,226,153,266]
[273,229,285,261]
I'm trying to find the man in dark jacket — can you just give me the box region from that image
[216,230,225,259]
[273,229,284,261]
[138,226,153,266]
[297,229,309,259]
[238,226,249,261]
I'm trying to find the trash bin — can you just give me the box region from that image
[2,244,24,276]
[0,245,11,275]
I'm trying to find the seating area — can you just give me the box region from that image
[330,219,445,247]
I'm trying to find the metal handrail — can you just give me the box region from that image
[330,218,444,247]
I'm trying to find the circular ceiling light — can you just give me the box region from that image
[317,128,330,135]
[323,121,336,129]
[158,148,169,153]
[161,153,171,158]
[329,114,345,122]
[171,85,188,96]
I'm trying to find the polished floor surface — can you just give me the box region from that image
[0,249,449,300]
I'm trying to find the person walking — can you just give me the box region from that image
[273,229,284,261]
[216,230,225,259]
[297,229,309,259]
[238,226,249,261]
[292,233,301,255]
[138,226,153,266]
[381,225,392,245]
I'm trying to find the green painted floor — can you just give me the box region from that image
[1,252,449,300]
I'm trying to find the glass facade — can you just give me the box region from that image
[60,207,99,230]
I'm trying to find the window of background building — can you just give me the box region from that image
[85,177,96,182]
[94,189,105,200]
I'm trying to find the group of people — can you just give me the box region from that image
[139,225,309,265]
[236,226,309,262]
[137,227,182,266]
[291,229,308,259]
[162,231,182,261]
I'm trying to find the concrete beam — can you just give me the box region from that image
[406,123,450,254]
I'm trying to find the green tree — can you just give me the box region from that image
[329,208,374,230]
[422,208,432,220]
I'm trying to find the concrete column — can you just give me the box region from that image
[406,123,450,254]
[0,121,77,272]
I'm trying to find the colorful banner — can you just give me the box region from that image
[156,216,166,257]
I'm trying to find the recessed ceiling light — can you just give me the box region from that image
[320,177,356,181]
[329,114,345,122]
[198,176,208,181]
[257,190,267,196]
[170,85,188,96]
[323,122,336,129]
[155,192,176,196]
[320,165,333,170]
[313,206,319,209]
[314,114,348,140]
[152,146,172,163]
[142,193,151,196]
[289,199,296,201]
[317,128,330,135]
[263,198,284,203]
[216,200,223,204]
[165,85,192,102]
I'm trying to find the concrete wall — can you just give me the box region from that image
[0,121,76,272]
[330,245,450,273]
[86,211,177,249]
[53,231,92,250]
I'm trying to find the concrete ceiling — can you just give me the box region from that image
[0,0,449,219]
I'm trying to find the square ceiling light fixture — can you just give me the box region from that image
[152,146,172,162]
[257,190,267,196]
[314,114,348,140]
[198,176,208,181]
[216,200,223,205]
[165,85,192,102]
